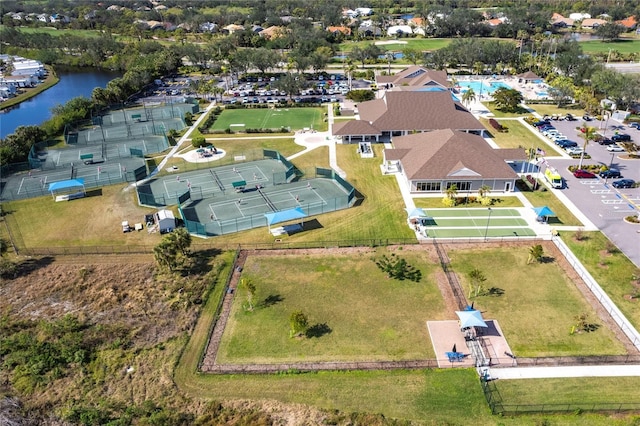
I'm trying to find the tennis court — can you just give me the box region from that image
[1,154,145,201]
[138,159,287,206]
[422,208,536,238]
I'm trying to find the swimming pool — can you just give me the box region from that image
[536,91,548,97]
[457,81,512,95]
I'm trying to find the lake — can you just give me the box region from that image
[0,67,119,139]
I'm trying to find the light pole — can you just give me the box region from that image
[483,207,493,242]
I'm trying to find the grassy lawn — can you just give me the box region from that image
[414,196,524,209]
[1,26,103,38]
[563,231,640,330]
[580,38,640,54]
[174,249,631,425]
[217,250,446,363]
[151,137,303,176]
[448,246,628,357]
[482,118,539,150]
[521,190,582,226]
[496,377,640,405]
[211,107,326,132]
[210,143,414,245]
[530,103,587,118]
[3,184,160,248]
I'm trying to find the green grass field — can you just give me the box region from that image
[579,38,640,54]
[216,250,446,363]
[212,107,325,131]
[521,190,582,226]
[448,246,627,357]
[563,231,640,330]
[338,38,452,53]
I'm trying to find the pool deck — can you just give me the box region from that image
[456,75,550,102]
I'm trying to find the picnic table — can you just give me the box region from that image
[445,352,465,362]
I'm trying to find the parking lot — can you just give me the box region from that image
[537,116,640,266]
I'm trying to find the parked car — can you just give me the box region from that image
[596,138,615,145]
[611,133,632,142]
[607,145,625,152]
[565,147,584,155]
[599,169,622,178]
[582,115,593,121]
[629,122,640,130]
[611,179,636,189]
[573,169,596,179]
[565,113,577,121]
[532,120,550,127]
[557,140,578,148]
[538,124,554,132]
[550,134,567,141]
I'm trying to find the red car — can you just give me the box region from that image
[573,169,596,179]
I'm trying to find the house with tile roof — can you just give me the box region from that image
[581,18,607,29]
[383,130,525,194]
[327,26,351,36]
[616,16,637,30]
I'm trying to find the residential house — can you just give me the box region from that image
[387,25,413,37]
[551,13,574,28]
[259,26,285,40]
[327,26,351,36]
[581,18,607,29]
[616,16,637,30]
[382,129,525,194]
[0,75,39,88]
[222,24,244,34]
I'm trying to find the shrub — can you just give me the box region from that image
[373,253,422,282]
[441,196,456,207]
[488,118,504,132]
[191,135,206,148]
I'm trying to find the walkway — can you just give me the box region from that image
[485,365,640,380]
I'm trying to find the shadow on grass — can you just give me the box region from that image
[85,188,103,197]
[301,218,323,232]
[305,322,332,338]
[183,247,223,276]
[259,293,284,308]
[15,256,55,277]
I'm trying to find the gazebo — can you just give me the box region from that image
[517,71,542,84]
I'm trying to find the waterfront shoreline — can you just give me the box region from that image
[0,65,59,111]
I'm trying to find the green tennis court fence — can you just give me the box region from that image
[1,165,147,201]
[181,196,352,237]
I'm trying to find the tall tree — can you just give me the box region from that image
[577,125,597,170]
[461,88,477,109]
[527,244,544,264]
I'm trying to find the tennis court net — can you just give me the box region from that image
[258,188,277,212]
[210,170,225,192]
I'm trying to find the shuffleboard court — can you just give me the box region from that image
[427,217,528,227]
[424,208,521,217]
[427,227,537,238]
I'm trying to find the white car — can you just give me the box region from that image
[607,145,625,152]
[543,129,560,137]
[565,147,584,155]
[550,134,567,141]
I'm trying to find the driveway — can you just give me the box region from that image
[540,117,640,267]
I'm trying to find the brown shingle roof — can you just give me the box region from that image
[332,120,381,136]
[376,66,449,88]
[385,130,520,180]
[358,91,484,132]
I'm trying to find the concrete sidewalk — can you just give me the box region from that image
[483,365,640,380]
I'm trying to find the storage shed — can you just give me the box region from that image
[154,209,175,233]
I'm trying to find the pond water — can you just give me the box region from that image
[0,67,119,139]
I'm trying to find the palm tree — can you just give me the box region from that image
[577,125,596,169]
[461,88,477,109]
[478,184,491,199]
[446,184,458,200]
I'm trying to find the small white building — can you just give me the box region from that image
[387,25,413,37]
[154,209,175,233]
